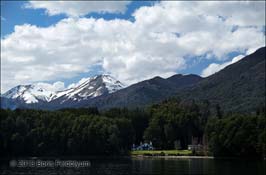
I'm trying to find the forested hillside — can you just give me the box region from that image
[1,99,265,158]
[178,47,265,113]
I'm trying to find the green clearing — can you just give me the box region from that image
[131,150,192,156]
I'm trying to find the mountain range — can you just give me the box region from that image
[1,46,265,113]
[1,75,125,109]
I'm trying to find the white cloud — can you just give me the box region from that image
[1,1,265,92]
[201,55,245,77]
[25,1,131,17]
[197,1,265,26]
[35,81,65,92]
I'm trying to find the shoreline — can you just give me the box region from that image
[131,155,214,159]
[131,155,266,160]
[0,155,264,161]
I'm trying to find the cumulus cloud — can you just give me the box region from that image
[35,81,65,92]
[201,55,245,77]
[1,1,265,92]
[25,1,131,17]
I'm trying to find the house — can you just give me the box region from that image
[188,144,203,151]
[132,141,154,151]
[188,136,203,152]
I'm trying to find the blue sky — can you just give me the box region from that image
[1,1,63,37]
[1,1,265,92]
[1,1,154,37]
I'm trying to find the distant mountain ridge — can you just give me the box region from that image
[0,73,203,110]
[51,74,124,103]
[2,84,57,104]
[1,74,125,109]
[84,74,203,109]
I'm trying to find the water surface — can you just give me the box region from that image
[0,157,265,175]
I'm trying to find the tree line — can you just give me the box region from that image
[0,99,265,158]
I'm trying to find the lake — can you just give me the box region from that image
[0,157,265,175]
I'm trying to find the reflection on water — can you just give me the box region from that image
[0,157,265,175]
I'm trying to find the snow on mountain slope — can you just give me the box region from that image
[2,74,125,105]
[53,74,125,103]
[102,74,125,93]
[2,84,57,104]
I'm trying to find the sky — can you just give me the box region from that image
[1,1,265,93]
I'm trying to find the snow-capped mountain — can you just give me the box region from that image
[1,74,125,106]
[51,74,125,104]
[2,84,57,104]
